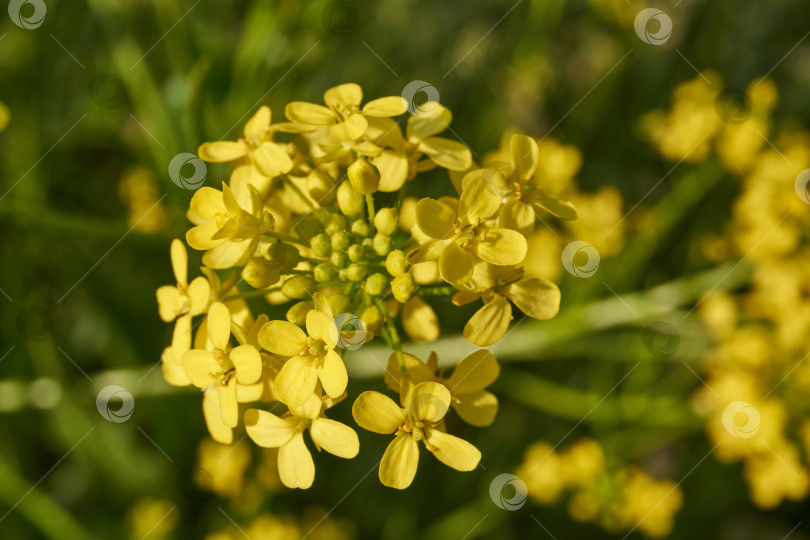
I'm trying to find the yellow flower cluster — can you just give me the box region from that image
[156,83,570,490]
[516,438,683,537]
[118,167,169,233]
[646,73,810,508]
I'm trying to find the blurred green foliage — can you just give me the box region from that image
[2,0,810,538]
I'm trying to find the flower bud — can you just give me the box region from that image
[330,250,348,268]
[281,276,316,299]
[360,305,384,335]
[373,233,392,256]
[331,230,350,251]
[309,233,332,258]
[241,257,281,289]
[351,219,371,237]
[314,262,337,283]
[392,273,416,302]
[364,273,388,296]
[347,244,365,263]
[294,214,321,241]
[374,207,398,235]
[327,293,350,315]
[337,180,364,216]
[346,263,367,282]
[347,156,380,194]
[385,250,408,276]
[286,301,313,326]
[324,213,347,235]
[265,242,300,268]
[307,169,336,204]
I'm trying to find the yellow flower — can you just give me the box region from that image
[411,177,528,285]
[384,350,500,427]
[186,182,273,269]
[258,307,347,407]
[285,83,407,142]
[364,103,473,192]
[182,302,262,429]
[198,105,299,178]
[196,437,252,498]
[352,381,481,489]
[452,264,560,346]
[245,392,359,489]
[156,239,211,373]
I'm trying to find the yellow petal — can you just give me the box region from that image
[407,103,451,140]
[186,222,226,251]
[156,285,181,322]
[383,352,435,395]
[439,242,475,285]
[426,429,481,471]
[207,302,231,351]
[306,310,332,343]
[258,320,307,356]
[324,83,363,108]
[352,391,405,434]
[187,276,211,316]
[362,96,408,117]
[251,141,292,178]
[201,238,254,270]
[284,102,335,125]
[529,190,577,220]
[379,433,419,489]
[198,141,248,163]
[401,296,440,343]
[474,228,527,266]
[317,349,347,398]
[419,137,472,171]
[169,239,188,286]
[498,199,536,237]
[243,105,271,139]
[310,418,359,458]
[502,278,561,320]
[161,346,191,387]
[230,345,262,384]
[463,295,512,346]
[273,355,317,407]
[452,390,499,427]
[459,176,501,224]
[244,408,296,447]
[171,313,192,352]
[203,389,233,444]
[445,350,500,394]
[278,432,315,489]
[374,150,409,192]
[288,392,323,420]
[415,198,457,240]
[182,349,219,388]
[218,379,239,428]
[329,114,368,141]
[510,133,538,180]
[189,186,227,221]
[410,381,451,423]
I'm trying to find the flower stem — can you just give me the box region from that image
[365,193,376,234]
[264,231,306,246]
[417,285,456,297]
[223,287,281,300]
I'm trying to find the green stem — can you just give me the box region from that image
[365,193,376,234]
[223,286,281,300]
[417,285,456,297]
[378,298,406,373]
[281,174,325,222]
[264,231,306,246]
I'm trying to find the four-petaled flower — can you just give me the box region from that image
[353,381,481,489]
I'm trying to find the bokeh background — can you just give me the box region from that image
[2,0,810,538]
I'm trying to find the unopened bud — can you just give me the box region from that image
[242,257,281,289]
[337,180,364,216]
[347,156,380,194]
[391,273,416,302]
